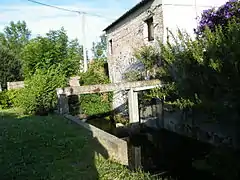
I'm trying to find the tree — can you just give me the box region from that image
[21,28,82,78]
[0,21,31,89]
[195,0,240,35]
[91,34,107,60]
[0,21,31,55]
[0,46,22,89]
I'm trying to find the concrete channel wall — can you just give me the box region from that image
[64,114,129,166]
[140,101,240,149]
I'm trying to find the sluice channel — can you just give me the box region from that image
[86,116,222,180]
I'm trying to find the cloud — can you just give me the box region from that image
[0,0,138,57]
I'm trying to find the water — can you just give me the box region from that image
[128,127,221,180]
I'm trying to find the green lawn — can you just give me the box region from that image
[0,108,158,180]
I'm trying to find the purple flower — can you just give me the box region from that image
[195,0,240,35]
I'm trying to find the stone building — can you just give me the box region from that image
[104,0,228,111]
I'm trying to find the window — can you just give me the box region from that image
[146,17,154,41]
[109,39,113,55]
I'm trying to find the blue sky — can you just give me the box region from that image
[0,0,228,57]
[0,0,140,56]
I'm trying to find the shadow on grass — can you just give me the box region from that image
[0,109,109,180]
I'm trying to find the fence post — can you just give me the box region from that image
[56,88,69,115]
[156,98,164,128]
[128,88,139,124]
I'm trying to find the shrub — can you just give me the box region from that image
[17,67,67,115]
[0,89,22,109]
[0,91,10,109]
[151,19,240,120]
[79,60,112,116]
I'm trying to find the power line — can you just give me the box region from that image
[163,3,217,8]
[27,0,80,13]
[26,0,115,20]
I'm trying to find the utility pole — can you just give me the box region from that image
[194,0,199,24]
[81,12,88,72]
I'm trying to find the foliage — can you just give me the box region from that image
[17,67,67,115]
[135,19,240,119]
[0,21,31,89]
[0,91,9,109]
[124,70,143,82]
[96,156,161,180]
[134,46,160,73]
[91,34,107,60]
[0,46,22,89]
[0,21,31,56]
[79,60,112,116]
[0,89,22,109]
[21,28,82,78]
[195,0,240,35]
[124,46,160,82]
[133,19,240,119]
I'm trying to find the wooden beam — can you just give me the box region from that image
[56,79,161,95]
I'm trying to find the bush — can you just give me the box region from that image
[161,19,240,118]
[0,91,10,109]
[0,89,22,109]
[79,60,112,116]
[17,67,67,115]
[135,19,240,121]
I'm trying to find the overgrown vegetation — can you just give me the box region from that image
[130,1,240,122]
[0,21,83,115]
[79,59,112,116]
[0,21,30,89]
[156,19,240,118]
[0,89,22,109]
[77,34,114,116]
[16,67,67,115]
[21,28,82,78]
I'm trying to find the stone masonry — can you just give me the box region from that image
[104,0,163,111]
[7,81,25,90]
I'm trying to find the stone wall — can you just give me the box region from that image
[6,76,81,91]
[7,81,25,90]
[140,100,240,149]
[69,76,80,87]
[105,0,163,111]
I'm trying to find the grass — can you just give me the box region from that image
[0,108,160,180]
